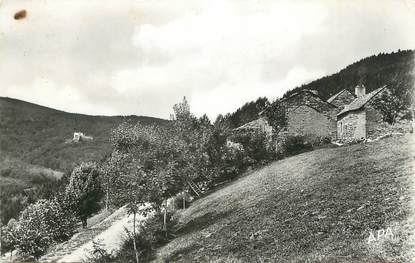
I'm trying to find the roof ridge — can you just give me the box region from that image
[337,85,387,116]
[281,89,337,108]
[327,89,355,103]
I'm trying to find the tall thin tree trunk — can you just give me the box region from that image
[105,185,109,211]
[133,212,140,263]
[82,218,87,229]
[183,193,186,209]
[163,199,167,238]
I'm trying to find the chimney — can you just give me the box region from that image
[355,84,366,97]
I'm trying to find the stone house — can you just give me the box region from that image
[336,85,386,142]
[237,90,338,141]
[278,90,338,139]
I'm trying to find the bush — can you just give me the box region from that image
[215,144,247,183]
[13,199,77,259]
[65,162,103,228]
[141,211,177,246]
[0,219,18,255]
[279,135,313,156]
[229,130,275,167]
[171,192,191,210]
[84,240,116,263]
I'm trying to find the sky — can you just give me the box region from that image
[0,0,414,120]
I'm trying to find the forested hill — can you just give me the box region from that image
[0,97,168,172]
[286,49,414,102]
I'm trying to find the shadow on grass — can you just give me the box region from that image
[163,242,203,262]
[175,209,235,236]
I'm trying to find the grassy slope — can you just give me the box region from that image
[156,135,414,262]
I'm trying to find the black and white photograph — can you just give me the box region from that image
[0,0,414,262]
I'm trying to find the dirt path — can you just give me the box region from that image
[40,206,132,262]
[57,212,137,263]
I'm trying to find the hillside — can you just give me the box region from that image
[287,50,414,103]
[0,97,168,172]
[0,97,168,224]
[155,134,414,262]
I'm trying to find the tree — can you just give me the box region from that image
[372,88,408,124]
[109,122,183,263]
[171,97,215,192]
[264,100,287,138]
[13,199,76,260]
[65,162,103,228]
[100,150,132,210]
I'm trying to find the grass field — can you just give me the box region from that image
[155,134,414,262]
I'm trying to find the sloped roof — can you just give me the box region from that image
[280,89,337,108]
[327,89,355,103]
[234,117,271,132]
[337,86,387,116]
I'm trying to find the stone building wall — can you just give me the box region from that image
[337,110,366,142]
[280,91,338,140]
[286,105,336,139]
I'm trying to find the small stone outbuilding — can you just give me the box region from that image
[337,85,386,142]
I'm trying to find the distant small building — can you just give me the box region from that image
[337,85,386,142]
[73,132,93,142]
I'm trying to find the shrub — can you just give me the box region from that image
[140,211,177,246]
[13,199,77,259]
[65,162,103,228]
[217,144,247,183]
[0,219,18,256]
[171,192,191,210]
[279,135,313,156]
[229,130,275,167]
[84,240,115,263]
[85,211,177,263]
